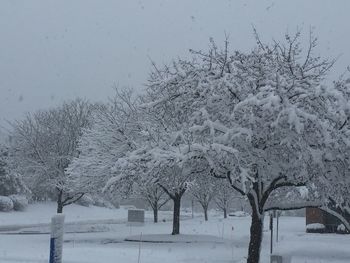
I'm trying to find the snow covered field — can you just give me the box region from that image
[0,203,349,263]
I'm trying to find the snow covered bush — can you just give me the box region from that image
[92,195,115,208]
[306,223,326,233]
[76,194,93,207]
[9,195,28,211]
[336,224,349,234]
[75,194,114,208]
[229,211,249,217]
[337,224,346,232]
[0,196,14,212]
[306,223,325,230]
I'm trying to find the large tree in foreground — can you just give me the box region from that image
[10,99,94,213]
[143,33,337,262]
[310,75,350,232]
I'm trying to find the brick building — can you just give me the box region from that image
[306,208,341,233]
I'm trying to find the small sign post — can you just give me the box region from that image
[270,213,274,255]
[276,211,279,242]
[49,214,65,263]
[128,209,145,225]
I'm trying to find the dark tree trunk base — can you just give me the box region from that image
[57,190,63,214]
[247,212,264,263]
[57,205,63,214]
[153,207,158,223]
[204,207,208,221]
[172,196,181,235]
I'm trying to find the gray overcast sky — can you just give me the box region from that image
[1,0,350,133]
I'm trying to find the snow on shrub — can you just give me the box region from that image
[337,224,346,233]
[93,196,114,208]
[9,195,28,211]
[76,194,93,207]
[0,196,14,212]
[229,211,250,217]
[306,223,325,230]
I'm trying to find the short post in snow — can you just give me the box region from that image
[49,214,65,263]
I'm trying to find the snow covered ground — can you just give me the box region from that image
[0,202,349,262]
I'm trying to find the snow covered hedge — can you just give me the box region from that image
[0,196,14,212]
[306,223,326,233]
[76,194,115,208]
[76,194,94,207]
[337,224,349,234]
[306,223,325,230]
[229,211,250,217]
[92,196,114,208]
[9,195,28,211]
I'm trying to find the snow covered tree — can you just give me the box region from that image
[10,99,94,213]
[109,144,197,235]
[67,88,142,211]
[190,171,217,221]
[307,75,350,232]
[155,161,193,235]
[133,178,169,223]
[0,145,29,197]
[214,179,236,218]
[103,83,206,233]
[142,32,337,262]
[104,74,202,234]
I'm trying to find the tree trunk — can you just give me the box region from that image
[172,195,181,235]
[57,190,63,214]
[223,208,227,219]
[247,211,264,263]
[153,206,158,223]
[203,206,208,221]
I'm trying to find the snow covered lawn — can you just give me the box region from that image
[0,203,349,262]
[0,202,128,227]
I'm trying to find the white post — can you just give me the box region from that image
[276,212,279,242]
[270,213,273,255]
[137,232,143,263]
[49,214,65,263]
[231,226,234,261]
